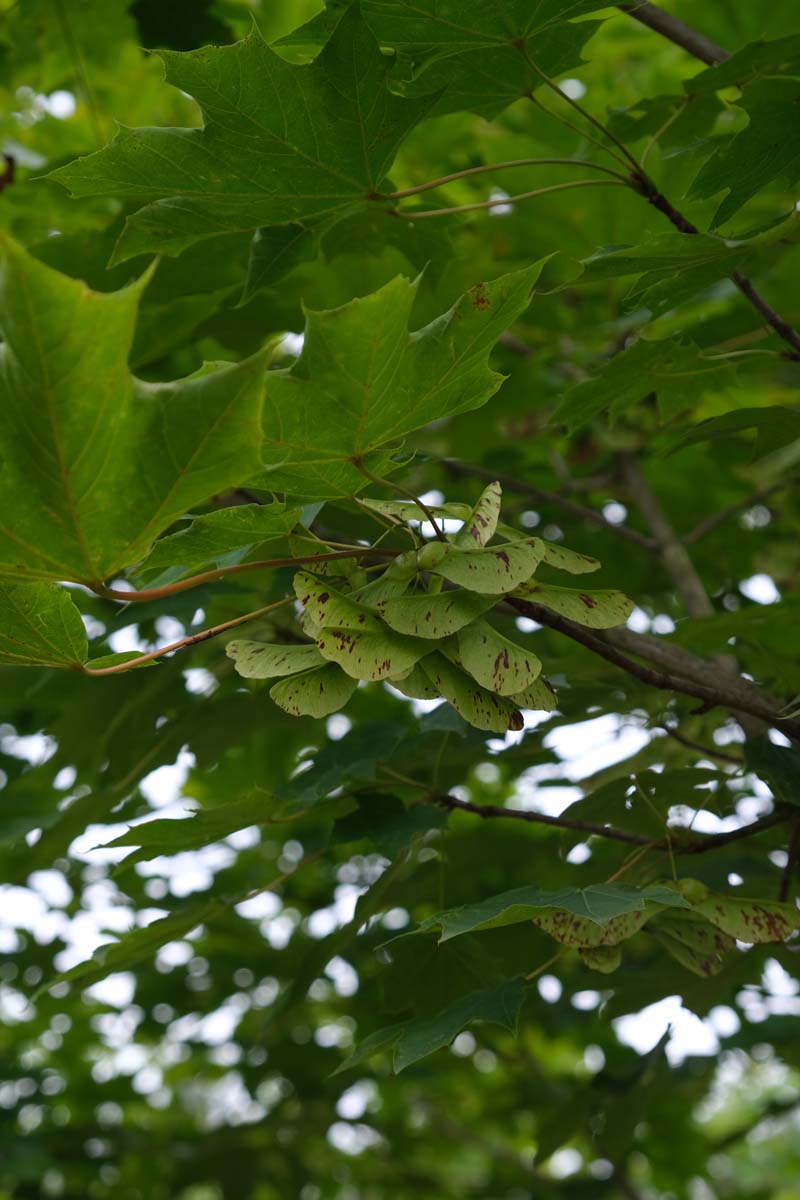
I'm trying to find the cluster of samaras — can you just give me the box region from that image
[227,483,633,732]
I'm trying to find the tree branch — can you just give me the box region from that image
[617,2,727,65]
[508,598,800,740]
[82,598,291,675]
[382,768,791,855]
[657,724,743,766]
[632,175,800,359]
[442,458,656,549]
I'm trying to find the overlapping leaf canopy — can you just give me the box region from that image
[2,1,800,1198]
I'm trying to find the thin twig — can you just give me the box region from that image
[657,724,743,766]
[399,179,629,219]
[379,766,790,854]
[388,158,629,198]
[93,547,400,603]
[82,598,292,676]
[519,45,642,173]
[442,458,656,549]
[683,485,784,545]
[355,461,447,542]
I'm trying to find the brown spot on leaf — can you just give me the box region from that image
[470,281,490,310]
[579,594,597,608]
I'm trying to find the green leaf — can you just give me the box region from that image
[363,0,607,119]
[456,620,542,696]
[553,337,735,433]
[420,652,524,733]
[39,900,221,995]
[513,581,633,628]
[417,883,688,943]
[669,407,800,460]
[243,223,318,300]
[572,218,799,313]
[269,663,358,718]
[133,503,302,584]
[0,581,87,668]
[106,796,278,863]
[431,541,543,595]
[226,640,326,680]
[316,625,429,681]
[745,736,800,807]
[50,8,435,262]
[685,34,800,94]
[258,265,542,498]
[377,589,496,639]
[689,78,800,228]
[0,235,269,585]
[337,978,526,1074]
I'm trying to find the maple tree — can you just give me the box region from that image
[1,1,800,1197]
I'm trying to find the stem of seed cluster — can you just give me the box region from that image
[82,597,292,676]
[388,157,629,199]
[355,461,448,542]
[401,178,629,219]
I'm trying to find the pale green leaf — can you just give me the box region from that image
[315,626,429,681]
[431,541,543,595]
[294,572,383,636]
[269,663,358,718]
[226,640,325,680]
[508,675,558,712]
[514,581,634,628]
[456,620,542,696]
[453,481,502,548]
[377,589,495,639]
[420,652,523,733]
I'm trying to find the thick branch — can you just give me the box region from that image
[509,598,800,740]
[443,458,656,549]
[617,2,727,65]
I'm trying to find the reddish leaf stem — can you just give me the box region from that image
[93,548,400,603]
[82,598,292,676]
